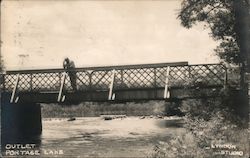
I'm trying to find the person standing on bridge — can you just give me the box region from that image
[63,58,77,91]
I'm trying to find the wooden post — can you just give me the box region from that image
[154,68,157,88]
[108,69,116,100]
[10,74,20,103]
[30,74,33,91]
[164,66,170,99]
[89,72,92,90]
[188,66,191,78]
[57,72,66,102]
[154,68,157,98]
[121,70,124,87]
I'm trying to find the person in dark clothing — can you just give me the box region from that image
[63,58,77,91]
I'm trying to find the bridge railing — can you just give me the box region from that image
[1,63,227,93]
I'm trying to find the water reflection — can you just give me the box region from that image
[156,117,184,128]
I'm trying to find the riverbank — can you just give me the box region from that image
[41,101,181,118]
[149,99,249,158]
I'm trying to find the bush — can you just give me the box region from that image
[149,92,249,158]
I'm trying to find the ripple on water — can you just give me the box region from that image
[41,117,186,157]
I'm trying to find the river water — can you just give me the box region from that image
[39,117,185,157]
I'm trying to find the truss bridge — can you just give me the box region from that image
[0,62,227,103]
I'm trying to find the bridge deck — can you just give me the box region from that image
[0,62,227,103]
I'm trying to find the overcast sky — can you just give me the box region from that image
[1,0,219,70]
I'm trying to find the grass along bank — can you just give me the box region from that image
[41,101,181,118]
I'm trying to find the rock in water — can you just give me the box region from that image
[67,117,76,121]
[104,116,113,120]
[156,115,163,119]
[140,116,145,119]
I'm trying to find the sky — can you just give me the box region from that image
[1,0,219,70]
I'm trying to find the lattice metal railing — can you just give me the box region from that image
[1,63,227,93]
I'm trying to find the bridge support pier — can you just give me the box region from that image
[1,93,42,152]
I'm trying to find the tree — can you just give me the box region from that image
[178,0,250,88]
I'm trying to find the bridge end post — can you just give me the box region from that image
[1,93,42,153]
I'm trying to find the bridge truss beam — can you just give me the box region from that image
[0,62,227,103]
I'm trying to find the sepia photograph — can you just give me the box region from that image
[0,0,249,157]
